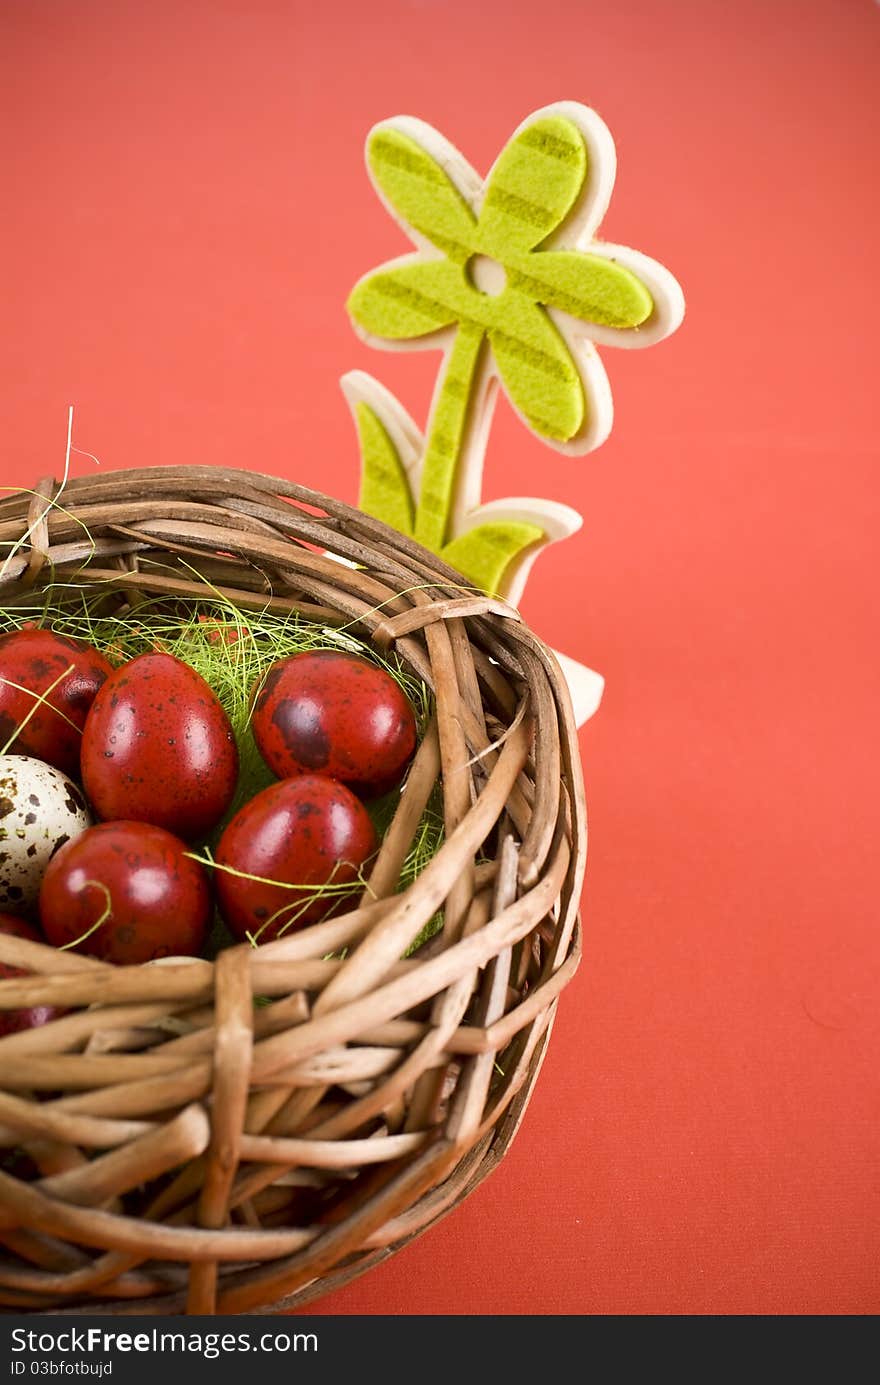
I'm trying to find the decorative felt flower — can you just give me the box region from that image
[345,103,684,602]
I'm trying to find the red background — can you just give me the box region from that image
[2,0,878,1315]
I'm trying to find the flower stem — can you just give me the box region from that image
[413,321,484,551]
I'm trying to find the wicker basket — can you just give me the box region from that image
[0,466,585,1315]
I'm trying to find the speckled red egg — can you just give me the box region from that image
[214,774,377,943]
[0,628,114,778]
[38,821,212,965]
[0,913,66,1035]
[80,652,239,841]
[251,650,418,797]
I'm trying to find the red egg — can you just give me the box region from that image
[80,651,239,841]
[0,628,114,778]
[39,821,212,965]
[251,650,418,797]
[214,774,377,943]
[0,913,66,1035]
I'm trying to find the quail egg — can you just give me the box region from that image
[0,754,93,913]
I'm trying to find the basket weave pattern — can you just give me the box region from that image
[0,467,585,1315]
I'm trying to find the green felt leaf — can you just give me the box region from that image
[489,298,584,442]
[347,257,466,341]
[441,521,544,597]
[368,127,478,261]
[508,249,653,330]
[478,115,587,257]
[354,401,414,536]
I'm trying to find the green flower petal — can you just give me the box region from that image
[508,250,653,330]
[489,299,584,443]
[478,115,587,258]
[347,258,466,341]
[367,127,478,261]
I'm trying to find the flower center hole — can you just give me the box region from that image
[466,255,507,297]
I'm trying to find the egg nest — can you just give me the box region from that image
[0,590,442,956]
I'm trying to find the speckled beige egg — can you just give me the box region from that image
[0,755,93,914]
